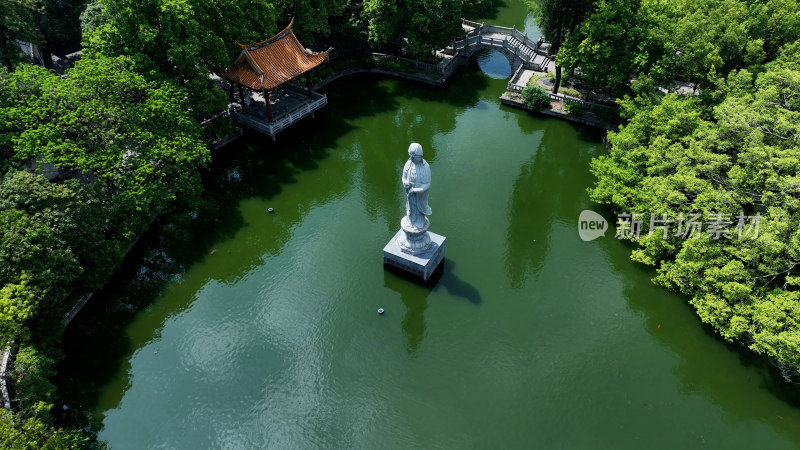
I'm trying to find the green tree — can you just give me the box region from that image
[557,0,653,98]
[10,59,209,223]
[0,277,35,343]
[746,0,800,62]
[589,43,800,373]
[0,209,81,307]
[527,0,597,93]
[0,411,97,449]
[0,170,119,290]
[364,0,401,48]
[79,0,108,37]
[402,0,462,58]
[640,0,777,91]
[273,0,347,42]
[10,346,57,423]
[364,0,462,57]
[327,0,368,50]
[0,0,42,71]
[84,0,278,115]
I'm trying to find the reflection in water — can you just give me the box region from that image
[384,261,482,353]
[504,121,603,289]
[355,71,489,236]
[384,269,430,353]
[475,49,512,79]
[610,243,800,446]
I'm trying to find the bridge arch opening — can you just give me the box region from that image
[471,48,514,79]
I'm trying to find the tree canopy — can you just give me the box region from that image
[551,0,800,96]
[82,0,279,114]
[0,56,208,445]
[527,0,597,93]
[590,43,800,374]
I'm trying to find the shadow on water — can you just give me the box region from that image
[384,260,482,353]
[384,260,483,305]
[54,68,492,430]
[434,261,483,305]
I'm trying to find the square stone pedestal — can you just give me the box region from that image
[383,229,446,281]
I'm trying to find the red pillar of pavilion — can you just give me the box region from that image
[305,74,313,100]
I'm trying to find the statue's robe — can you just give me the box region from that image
[403,158,432,229]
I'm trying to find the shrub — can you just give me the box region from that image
[565,101,583,115]
[521,86,551,111]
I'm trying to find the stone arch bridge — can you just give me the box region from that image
[443,19,552,77]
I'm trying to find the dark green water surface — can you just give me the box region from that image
[56,13,800,449]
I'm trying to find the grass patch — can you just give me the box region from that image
[560,87,581,98]
[526,72,549,88]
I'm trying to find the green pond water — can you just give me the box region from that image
[56,7,800,449]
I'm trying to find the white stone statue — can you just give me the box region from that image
[399,143,433,254]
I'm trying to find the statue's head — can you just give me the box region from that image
[408,143,423,160]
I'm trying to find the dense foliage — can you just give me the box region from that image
[0,56,207,445]
[555,0,800,376]
[554,0,800,96]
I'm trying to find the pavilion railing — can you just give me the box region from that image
[233,91,328,136]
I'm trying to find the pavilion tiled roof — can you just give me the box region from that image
[220,19,329,91]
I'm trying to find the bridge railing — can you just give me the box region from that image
[511,28,539,53]
[437,55,460,76]
[454,19,552,70]
[486,24,514,34]
[507,64,527,92]
[481,36,537,64]
[327,49,443,74]
[462,18,485,29]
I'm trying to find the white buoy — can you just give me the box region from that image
[268,208,274,213]
[377,308,385,315]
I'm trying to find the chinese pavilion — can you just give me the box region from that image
[220,19,330,139]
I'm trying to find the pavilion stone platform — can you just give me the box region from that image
[383,230,446,281]
[218,18,330,141]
